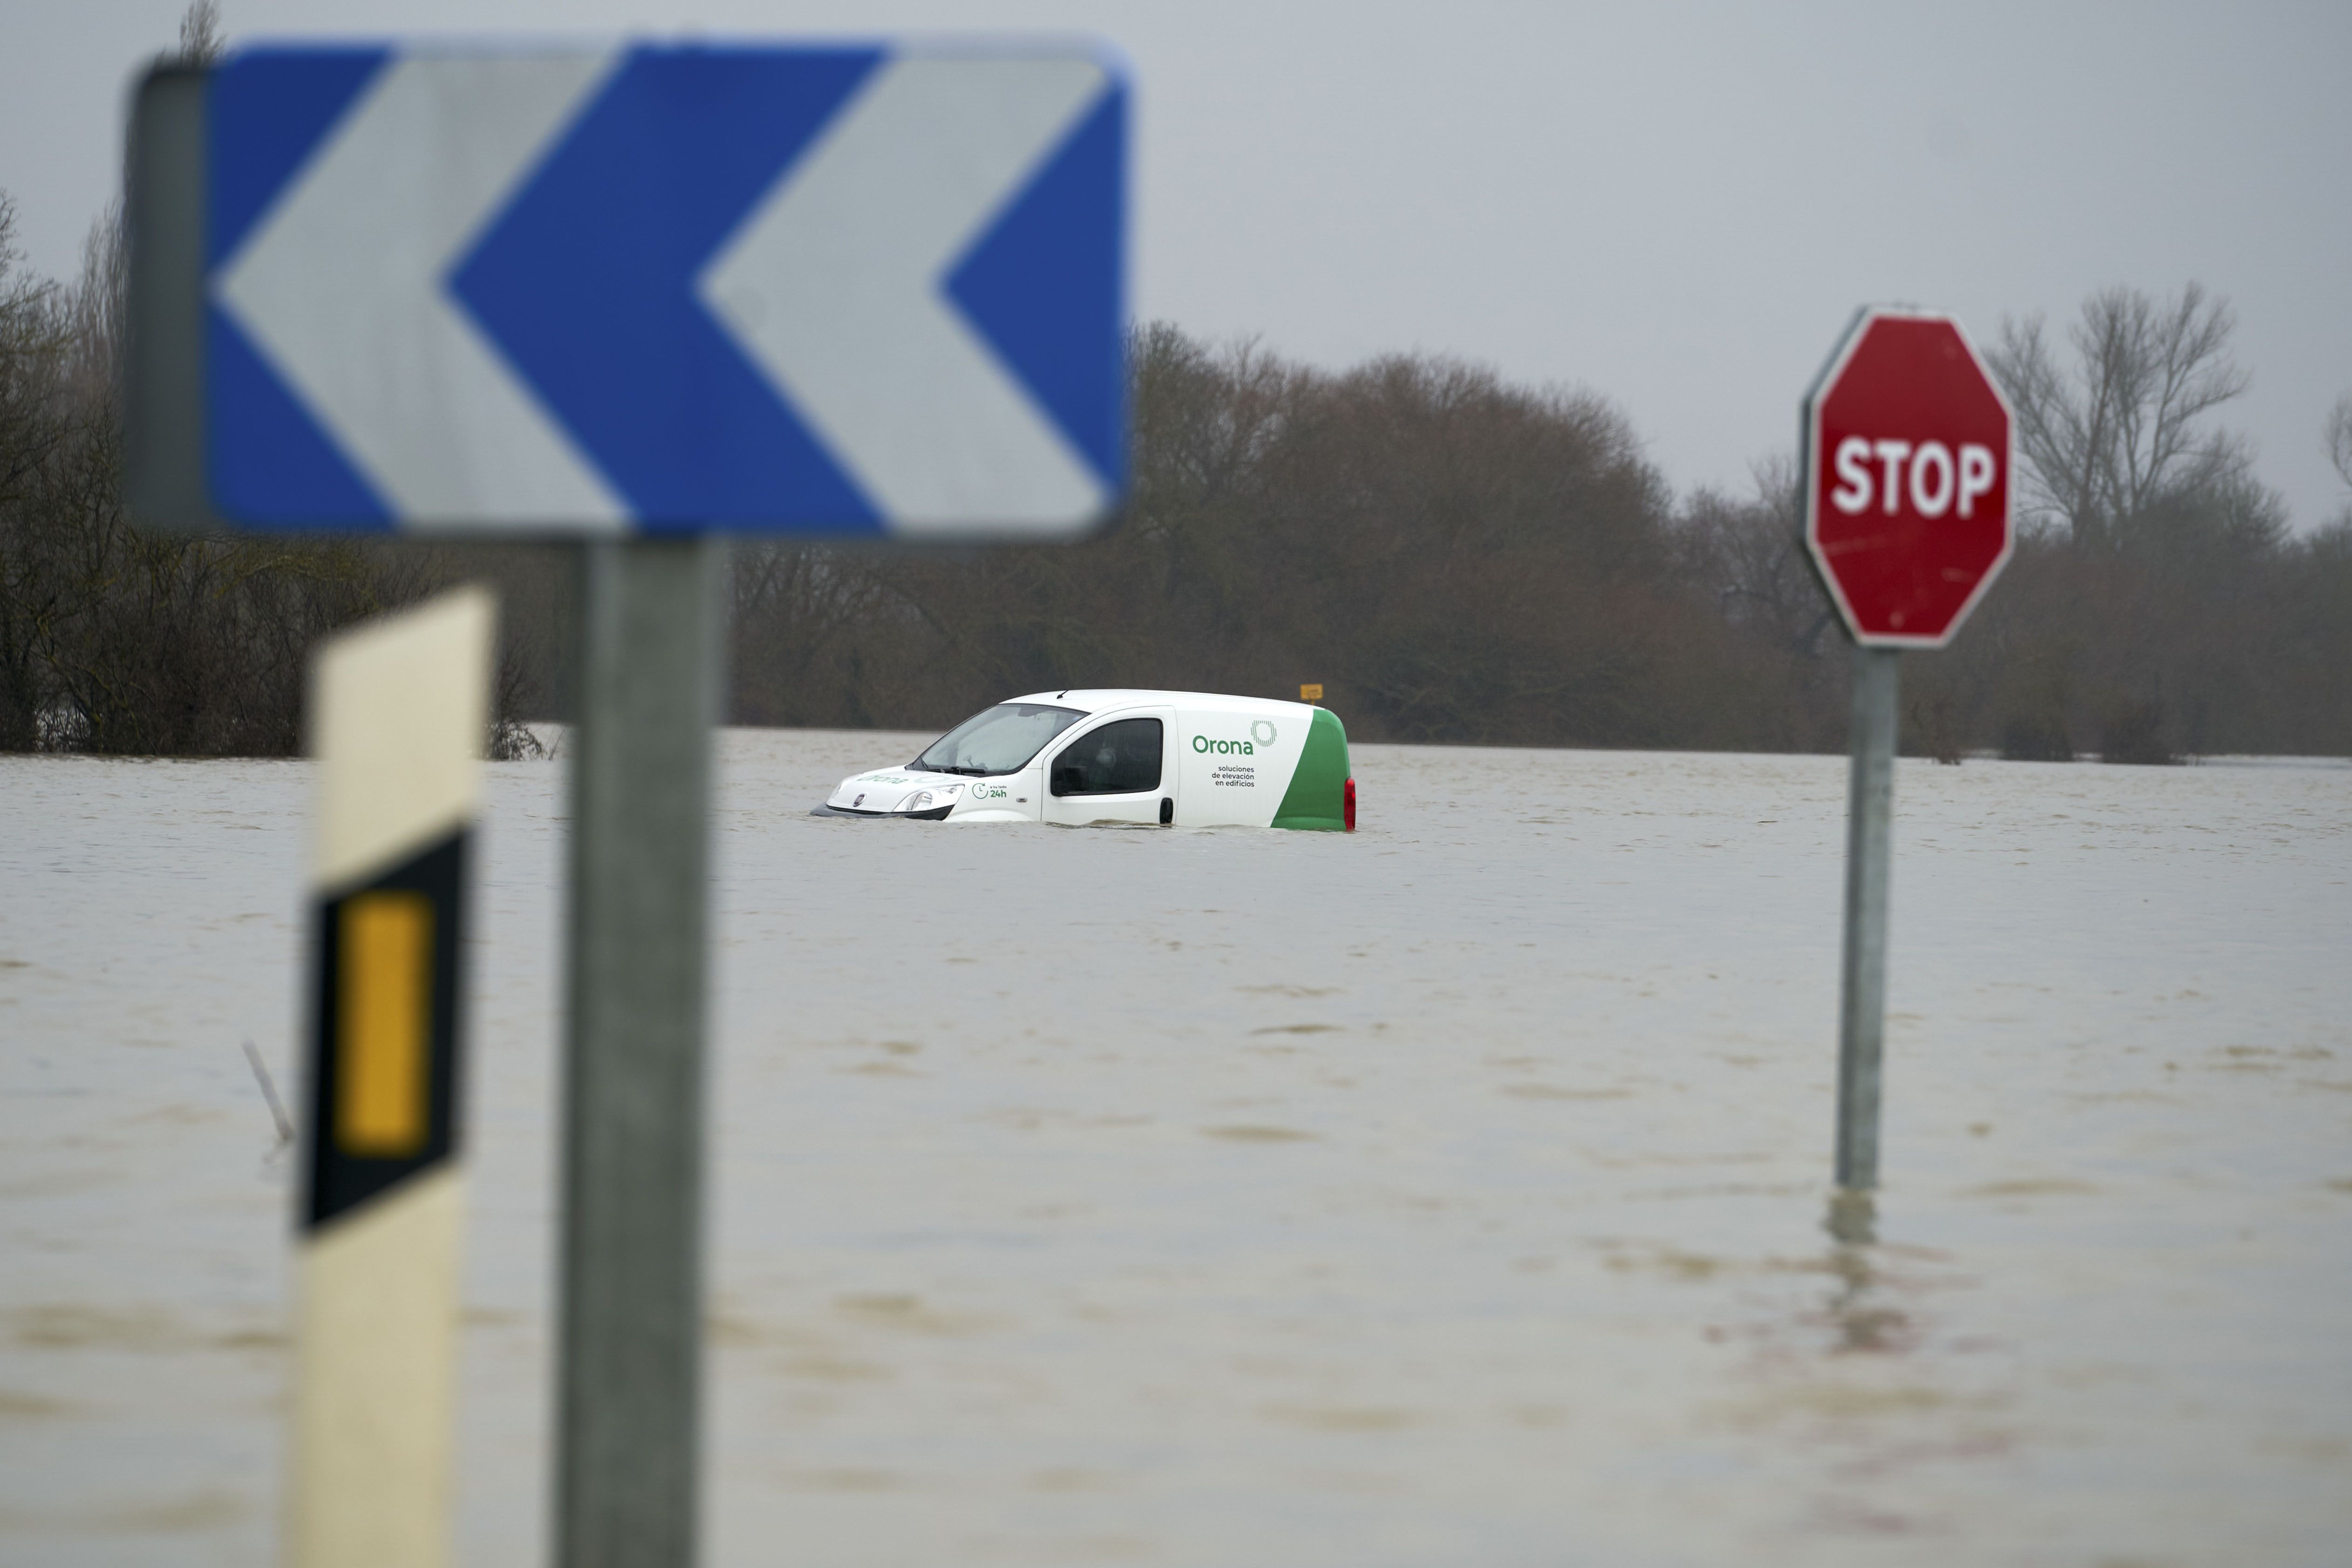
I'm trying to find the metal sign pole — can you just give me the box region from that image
[1834,643,1899,1190]
[556,537,725,1568]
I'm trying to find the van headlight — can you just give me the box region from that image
[897,784,961,813]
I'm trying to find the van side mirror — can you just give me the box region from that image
[1050,764,1084,798]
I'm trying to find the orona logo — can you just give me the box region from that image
[1251,720,1277,746]
[1193,735,1254,756]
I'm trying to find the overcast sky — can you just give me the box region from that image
[8,0,2350,526]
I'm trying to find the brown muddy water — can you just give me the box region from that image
[3,733,2349,1566]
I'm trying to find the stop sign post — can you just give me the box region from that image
[1802,307,2013,1191]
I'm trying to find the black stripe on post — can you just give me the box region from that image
[303,831,469,1231]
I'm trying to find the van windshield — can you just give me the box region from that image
[914,703,1084,777]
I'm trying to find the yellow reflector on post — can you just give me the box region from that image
[337,890,433,1157]
[1299,683,1323,702]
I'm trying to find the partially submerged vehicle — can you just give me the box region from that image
[816,690,1355,830]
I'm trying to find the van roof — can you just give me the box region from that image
[1006,689,1316,718]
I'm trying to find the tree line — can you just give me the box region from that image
[0,188,556,758]
[3,168,2346,761]
[728,301,2352,763]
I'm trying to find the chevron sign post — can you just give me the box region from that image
[127,41,1129,1568]
[136,41,1126,536]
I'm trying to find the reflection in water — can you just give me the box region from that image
[1820,1190,1914,1354]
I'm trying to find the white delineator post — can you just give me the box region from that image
[290,586,493,1568]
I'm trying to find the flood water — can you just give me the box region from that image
[4,733,2349,1565]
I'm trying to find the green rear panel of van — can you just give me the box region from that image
[1272,708,1351,831]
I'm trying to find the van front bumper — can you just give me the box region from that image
[810,802,954,821]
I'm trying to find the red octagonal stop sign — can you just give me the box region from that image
[1804,308,2013,646]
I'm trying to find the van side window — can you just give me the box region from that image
[1050,718,1163,797]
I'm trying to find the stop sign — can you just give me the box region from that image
[1804,308,2013,646]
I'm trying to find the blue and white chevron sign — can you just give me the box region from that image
[202,43,1127,536]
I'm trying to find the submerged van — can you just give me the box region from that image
[815,690,1355,831]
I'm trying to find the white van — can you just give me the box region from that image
[815,689,1355,831]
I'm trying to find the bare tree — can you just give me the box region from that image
[64,3,226,401]
[1673,456,1833,657]
[2328,390,2352,494]
[177,0,225,68]
[0,198,69,746]
[1988,283,2255,545]
[0,196,66,507]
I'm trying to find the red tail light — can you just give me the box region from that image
[1343,777,1357,832]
